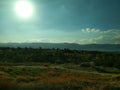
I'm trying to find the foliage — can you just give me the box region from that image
[0,47,120,68]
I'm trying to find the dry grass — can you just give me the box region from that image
[0,66,120,90]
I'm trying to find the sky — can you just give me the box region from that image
[0,0,120,44]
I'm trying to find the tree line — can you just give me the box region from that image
[0,47,120,68]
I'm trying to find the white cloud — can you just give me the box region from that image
[101,29,120,34]
[81,28,100,33]
[74,36,104,44]
[78,29,120,44]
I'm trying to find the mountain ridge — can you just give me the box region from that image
[0,43,120,52]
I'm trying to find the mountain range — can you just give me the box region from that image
[0,43,120,52]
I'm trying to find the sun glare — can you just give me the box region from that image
[15,0,34,19]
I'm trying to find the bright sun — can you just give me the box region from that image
[15,0,34,19]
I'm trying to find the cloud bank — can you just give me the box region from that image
[14,28,119,44]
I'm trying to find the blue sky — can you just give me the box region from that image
[0,0,120,44]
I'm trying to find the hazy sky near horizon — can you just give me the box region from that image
[0,0,120,44]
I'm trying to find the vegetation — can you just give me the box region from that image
[0,66,120,90]
[0,47,120,90]
[0,47,120,68]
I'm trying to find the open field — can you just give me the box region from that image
[0,64,120,90]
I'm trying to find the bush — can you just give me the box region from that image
[80,62,95,67]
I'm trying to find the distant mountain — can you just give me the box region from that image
[0,43,120,52]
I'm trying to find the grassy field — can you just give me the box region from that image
[0,64,120,90]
